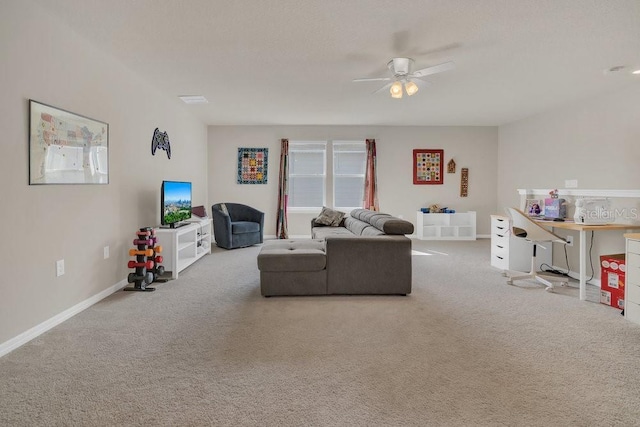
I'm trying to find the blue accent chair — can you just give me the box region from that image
[211,203,264,249]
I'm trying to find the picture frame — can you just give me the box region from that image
[237,147,268,184]
[413,149,444,185]
[525,199,542,216]
[29,100,109,185]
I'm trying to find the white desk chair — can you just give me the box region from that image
[504,207,569,292]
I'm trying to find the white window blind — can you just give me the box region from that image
[333,141,366,210]
[288,140,367,211]
[288,142,326,209]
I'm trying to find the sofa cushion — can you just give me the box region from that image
[371,216,414,235]
[257,239,326,272]
[315,206,346,226]
[232,221,261,234]
[349,209,413,235]
[350,209,390,223]
[344,217,384,236]
[312,226,355,239]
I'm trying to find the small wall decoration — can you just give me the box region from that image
[29,100,109,185]
[447,158,456,173]
[413,149,444,185]
[460,168,469,197]
[237,147,268,184]
[151,128,171,159]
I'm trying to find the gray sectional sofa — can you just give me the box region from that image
[257,209,414,296]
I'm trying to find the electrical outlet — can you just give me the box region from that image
[103,246,110,259]
[565,179,578,188]
[56,259,65,277]
[566,235,574,246]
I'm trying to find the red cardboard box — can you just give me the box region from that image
[600,254,625,309]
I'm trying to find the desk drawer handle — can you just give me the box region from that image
[497,245,504,249]
[496,256,504,260]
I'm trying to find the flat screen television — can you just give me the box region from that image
[161,180,192,228]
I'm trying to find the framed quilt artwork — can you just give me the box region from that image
[413,149,444,185]
[237,147,268,184]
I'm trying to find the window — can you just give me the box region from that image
[288,142,326,210]
[333,141,366,210]
[288,140,366,211]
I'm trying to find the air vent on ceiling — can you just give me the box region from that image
[179,95,209,104]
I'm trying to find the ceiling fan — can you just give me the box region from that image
[353,58,455,98]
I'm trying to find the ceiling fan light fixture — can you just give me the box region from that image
[405,80,419,96]
[390,81,403,98]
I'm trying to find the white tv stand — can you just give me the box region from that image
[155,217,212,279]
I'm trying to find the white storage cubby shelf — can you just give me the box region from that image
[416,211,476,240]
[154,217,212,279]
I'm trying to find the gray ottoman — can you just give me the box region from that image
[257,239,327,296]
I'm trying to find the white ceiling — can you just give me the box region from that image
[34,0,640,126]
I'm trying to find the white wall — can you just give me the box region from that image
[0,2,208,346]
[208,126,498,236]
[498,84,640,274]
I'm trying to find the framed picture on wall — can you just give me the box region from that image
[29,100,109,185]
[413,149,444,185]
[237,147,268,184]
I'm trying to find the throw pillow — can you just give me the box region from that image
[219,203,229,215]
[315,206,345,226]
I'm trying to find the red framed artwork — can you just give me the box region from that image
[413,149,444,185]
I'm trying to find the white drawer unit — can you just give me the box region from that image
[491,216,510,270]
[416,211,476,240]
[625,234,640,325]
[490,215,551,273]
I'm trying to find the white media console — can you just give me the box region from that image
[154,217,212,279]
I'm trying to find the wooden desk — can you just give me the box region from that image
[535,220,640,300]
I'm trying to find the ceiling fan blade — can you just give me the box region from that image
[373,82,393,94]
[353,77,392,83]
[412,42,461,57]
[412,78,432,89]
[411,61,456,78]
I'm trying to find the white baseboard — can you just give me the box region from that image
[263,235,311,240]
[410,234,490,240]
[0,279,127,358]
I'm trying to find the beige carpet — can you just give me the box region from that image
[1,239,640,426]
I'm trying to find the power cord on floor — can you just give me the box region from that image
[541,242,571,277]
[541,263,570,277]
[540,231,596,282]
